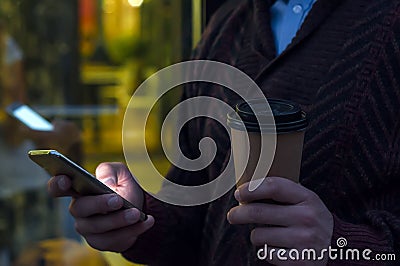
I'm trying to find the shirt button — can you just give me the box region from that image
[292,4,303,14]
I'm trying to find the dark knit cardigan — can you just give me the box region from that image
[123,0,400,265]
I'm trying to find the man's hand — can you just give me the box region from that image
[227,177,333,265]
[48,162,154,252]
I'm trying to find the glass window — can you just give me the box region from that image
[0,0,200,265]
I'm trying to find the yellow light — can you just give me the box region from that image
[128,0,143,7]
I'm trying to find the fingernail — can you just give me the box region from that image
[58,177,68,191]
[234,190,241,202]
[107,195,121,210]
[102,177,116,187]
[125,209,139,224]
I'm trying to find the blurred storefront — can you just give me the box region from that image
[0,0,233,265]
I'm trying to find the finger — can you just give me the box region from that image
[85,215,155,252]
[237,177,314,204]
[227,203,301,226]
[69,194,124,218]
[48,175,80,197]
[75,208,143,234]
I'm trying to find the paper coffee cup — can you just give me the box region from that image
[227,99,308,187]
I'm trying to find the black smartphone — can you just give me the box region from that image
[6,102,54,131]
[28,149,147,221]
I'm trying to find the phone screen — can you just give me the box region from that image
[11,105,54,131]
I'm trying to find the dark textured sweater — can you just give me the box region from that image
[123,0,400,265]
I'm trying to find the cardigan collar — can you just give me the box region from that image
[252,0,345,83]
[287,0,345,52]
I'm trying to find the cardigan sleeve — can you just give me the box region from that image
[121,186,208,265]
[329,212,398,265]
[328,120,400,265]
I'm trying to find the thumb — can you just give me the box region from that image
[95,162,120,187]
[95,162,144,209]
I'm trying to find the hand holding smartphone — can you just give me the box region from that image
[28,150,147,221]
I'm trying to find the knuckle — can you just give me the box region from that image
[100,214,122,232]
[250,228,263,246]
[299,208,317,226]
[298,230,309,242]
[89,220,102,233]
[248,205,264,222]
[69,200,78,217]
[47,179,57,196]
[96,195,109,213]
[265,178,278,196]
[299,230,318,245]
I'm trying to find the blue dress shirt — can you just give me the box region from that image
[270,0,317,55]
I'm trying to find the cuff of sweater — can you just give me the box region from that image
[328,214,392,265]
[121,192,172,264]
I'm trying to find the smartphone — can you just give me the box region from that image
[6,102,54,131]
[28,149,147,221]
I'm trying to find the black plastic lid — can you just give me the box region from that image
[227,99,308,133]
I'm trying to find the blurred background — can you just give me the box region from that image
[0,0,226,265]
